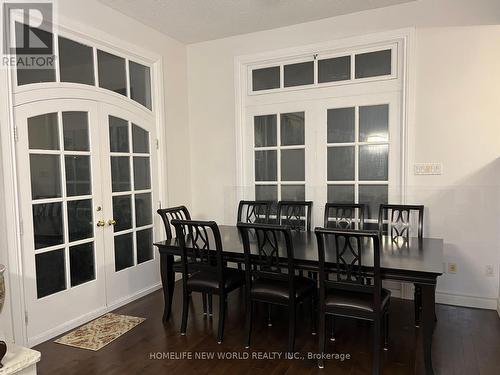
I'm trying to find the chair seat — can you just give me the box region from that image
[325,288,391,313]
[251,276,316,304]
[186,268,245,292]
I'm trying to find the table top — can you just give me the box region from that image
[155,225,444,278]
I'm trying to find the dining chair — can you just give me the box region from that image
[378,204,427,326]
[171,219,246,344]
[237,222,317,352]
[237,200,273,224]
[324,203,366,230]
[277,201,313,231]
[315,228,390,373]
[157,206,212,317]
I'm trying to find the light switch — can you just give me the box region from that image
[414,163,442,175]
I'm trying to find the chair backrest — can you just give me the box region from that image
[237,200,272,224]
[237,223,297,299]
[324,203,366,230]
[171,220,224,287]
[315,228,382,313]
[277,201,313,231]
[157,206,191,240]
[378,204,424,241]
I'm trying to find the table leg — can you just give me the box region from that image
[415,283,436,375]
[160,253,175,322]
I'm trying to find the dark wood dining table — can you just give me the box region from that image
[154,225,443,375]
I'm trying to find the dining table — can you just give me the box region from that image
[154,225,443,375]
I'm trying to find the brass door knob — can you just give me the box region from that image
[108,219,116,226]
[97,220,105,227]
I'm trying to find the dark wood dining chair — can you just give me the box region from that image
[237,200,272,224]
[171,219,246,344]
[237,222,317,352]
[378,204,426,326]
[277,201,313,231]
[324,203,366,229]
[157,206,212,317]
[315,228,390,373]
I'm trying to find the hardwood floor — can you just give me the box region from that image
[35,283,500,375]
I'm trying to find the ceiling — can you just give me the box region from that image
[98,0,415,44]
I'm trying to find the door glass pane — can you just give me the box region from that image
[112,195,132,232]
[359,144,389,181]
[327,185,355,203]
[65,155,91,196]
[97,50,127,96]
[30,154,61,199]
[355,49,391,79]
[129,61,152,110]
[111,157,131,192]
[35,249,66,298]
[28,113,59,150]
[114,233,134,271]
[63,112,89,151]
[318,56,351,83]
[137,229,153,264]
[255,150,277,181]
[135,193,152,227]
[359,185,388,219]
[254,115,277,147]
[133,157,151,190]
[67,199,93,242]
[281,185,305,201]
[252,66,280,91]
[327,147,354,181]
[69,242,95,287]
[284,61,313,87]
[33,202,63,249]
[58,36,94,85]
[359,105,389,142]
[281,149,305,181]
[281,112,304,146]
[327,107,355,143]
[109,116,129,152]
[255,185,277,201]
[132,124,149,153]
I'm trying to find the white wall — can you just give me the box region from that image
[186,0,500,307]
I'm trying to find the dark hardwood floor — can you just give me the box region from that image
[35,283,500,375]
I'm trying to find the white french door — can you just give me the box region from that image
[16,98,160,344]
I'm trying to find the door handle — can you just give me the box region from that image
[108,219,116,226]
[97,220,105,227]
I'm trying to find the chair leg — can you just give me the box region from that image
[384,311,389,351]
[267,304,272,327]
[202,293,207,315]
[330,315,336,342]
[372,318,381,375]
[288,304,296,353]
[318,311,326,369]
[208,293,213,317]
[217,294,226,344]
[311,295,317,335]
[414,284,421,327]
[245,301,253,348]
[180,290,189,335]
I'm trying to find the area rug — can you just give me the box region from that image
[54,313,145,351]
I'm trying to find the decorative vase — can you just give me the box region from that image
[0,264,6,368]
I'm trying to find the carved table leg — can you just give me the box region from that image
[415,283,436,375]
[160,253,175,322]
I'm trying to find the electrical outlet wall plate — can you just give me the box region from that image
[448,262,457,274]
[485,265,495,277]
[414,163,442,175]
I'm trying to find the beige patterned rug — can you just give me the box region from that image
[55,313,145,351]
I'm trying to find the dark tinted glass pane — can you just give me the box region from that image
[59,37,94,85]
[255,150,277,181]
[254,115,277,147]
[137,228,153,264]
[359,104,389,142]
[36,249,66,298]
[355,49,391,79]
[327,185,355,203]
[114,233,134,271]
[318,56,350,83]
[281,185,305,201]
[111,157,131,192]
[327,107,355,143]
[132,124,149,153]
[255,185,277,201]
[67,199,93,242]
[252,66,280,91]
[359,185,388,219]
[135,193,152,227]
[133,157,151,190]
[359,144,389,181]
[63,112,89,151]
[281,149,305,181]
[327,147,355,181]
[33,202,63,249]
[112,195,132,232]
[129,61,152,109]
[28,113,59,150]
[30,154,61,199]
[284,61,314,87]
[97,50,126,95]
[109,116,129,152]
[281,112,304,146]
[70,242,95,287]
[65,155,91,196]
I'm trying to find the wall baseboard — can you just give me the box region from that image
[497,299,500,318]
[435,290,498,310]
[28,283,162,347]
